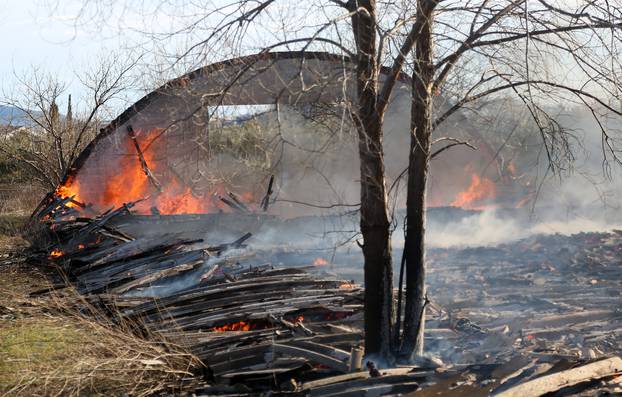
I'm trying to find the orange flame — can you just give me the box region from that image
[210,321,252,332]
[49,248,64,258]
[55,176,80,208]
[450,174,496,209]
[339,282,355,289]
[54,128,254,215]
[313,258,329,266]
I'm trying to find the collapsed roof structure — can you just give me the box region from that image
[55,51,411,219]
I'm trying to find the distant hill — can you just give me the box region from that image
[0,105,33,126]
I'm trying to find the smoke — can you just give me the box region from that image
[425,208,622,249]
[71,88,622,249]
[426,209,528,248]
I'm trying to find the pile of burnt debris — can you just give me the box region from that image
[426,231,622,362]
[23,195,622,396]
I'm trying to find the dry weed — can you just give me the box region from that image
[0,255,201,397]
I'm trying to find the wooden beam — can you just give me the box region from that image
[272,343,350,373]
[127,125,163,193]
[494,356,622,397]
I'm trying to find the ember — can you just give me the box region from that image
[48,248,64,258]
[339,281,355,289]
[312,257,328,266]
[210,321,255,332]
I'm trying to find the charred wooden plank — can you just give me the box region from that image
[272,343,349,373]
[284,340,351,362]
[219,196,247,213]
[64,201,140,251]
[127,278,346,316]
[127,125,162,192]
[306,372,425,396]
[110,259,205,294]
[227,191,251,213]
[73,235,201,274]
[260,175,274,212]
[493,356,622,397]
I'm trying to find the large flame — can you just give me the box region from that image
[54,128,253,215]
[450,174,496,209]
[54,175,80,208]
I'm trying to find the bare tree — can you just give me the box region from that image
[65,0,622,363]
[0,57,138,190]
[399,0,622,361]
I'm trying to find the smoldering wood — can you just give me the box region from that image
[285,340,351,362]
[307,375,423,397]
[76,235,201,273]
[271,343,350,373]
[62,200,140,251]
[227,191,251,213]
[32,199,622,395]
[98,224,135,242]
[109,259,205,294]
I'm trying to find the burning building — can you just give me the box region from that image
[51,51,535,226]
[32,51,622,395]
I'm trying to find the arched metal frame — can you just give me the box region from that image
[63,51,411,187]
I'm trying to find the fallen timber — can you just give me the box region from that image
[28,195,622,395]
[36,197,426,394]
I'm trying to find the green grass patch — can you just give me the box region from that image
[0,319,89,393]
[0,266,199,396]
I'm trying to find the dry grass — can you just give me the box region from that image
[0,239,201,396]
[0,214,28,252]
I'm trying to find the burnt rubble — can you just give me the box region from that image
[24,195,622,395]
[426,231,622,362]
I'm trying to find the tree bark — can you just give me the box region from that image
[400,0,437,361]
[351,0,394,361]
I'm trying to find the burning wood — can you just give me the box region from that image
[210,320,265,332]
[33,199,385,393]
[127,125,163,193]
[30,182,622,395]
[48,248,64,258]
[53,127,257,216]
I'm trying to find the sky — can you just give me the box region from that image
[0,0,616,114]
[0,0,330,114]
[1,1,110,93]
[0,0,159,112]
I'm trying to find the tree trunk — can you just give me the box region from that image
[400,0,437,362]
[358,118,394,361]
[351,0,394,361]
